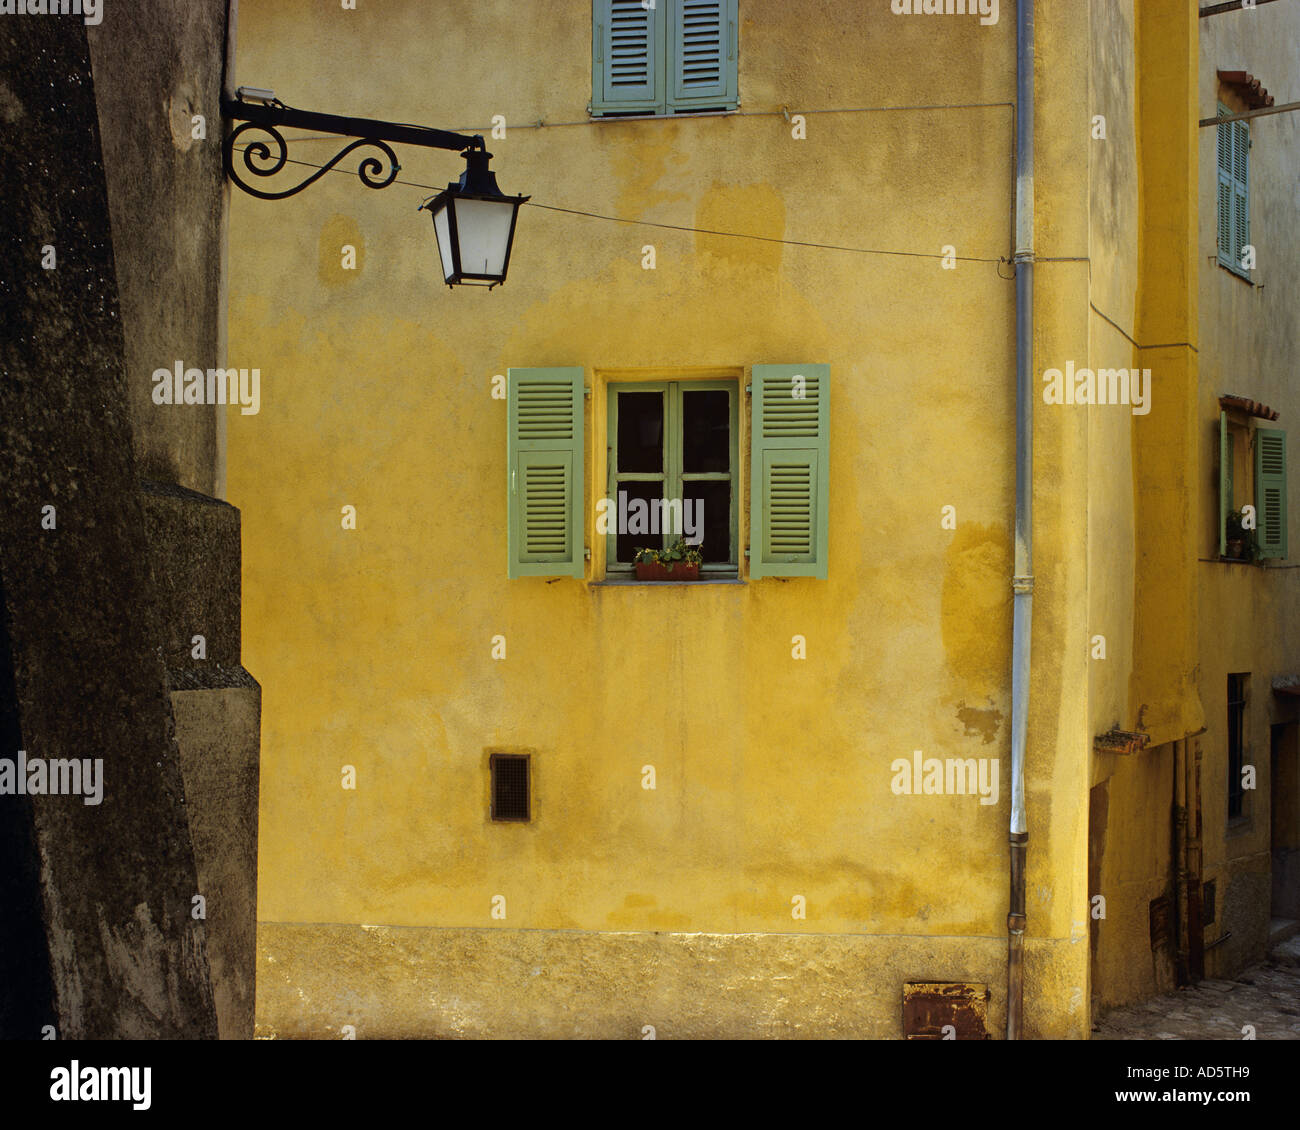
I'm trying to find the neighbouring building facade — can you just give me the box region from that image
[229,0,1299,1039]
[1089,0,1300,1010]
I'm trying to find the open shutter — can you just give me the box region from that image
[1255,428,1287,560]
[1232,119,1250,272]
[1217,110,1235,270]
[668,0,738,111]
[1219,411,1230,557]
[750,364,829,579]
[508,368,584,578]
[593,0,662,115]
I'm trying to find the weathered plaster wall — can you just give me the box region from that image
[1087,0,1201,1010]
[231,0,1091,1037]
[1086,0,1139,747]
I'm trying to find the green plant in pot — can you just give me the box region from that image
[1225,509,1259,562]
[633,537,703,580]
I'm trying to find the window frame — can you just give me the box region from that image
[489,752,531,823]
[605,378,740,577]
[1218,411,1288,561]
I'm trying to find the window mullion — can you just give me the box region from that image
[667,381,681,547]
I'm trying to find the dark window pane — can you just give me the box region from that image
[682,481,730,563]
[490,754,529,821]
[617,392,663,473]
[616,480,665,563]
[1228,674,1247,819]
[683,390,730,473]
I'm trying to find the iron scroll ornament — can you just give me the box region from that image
[223,119,400,200]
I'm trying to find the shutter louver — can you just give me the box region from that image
[669,0,738,111]
[508,368,585,577]
[593,0,660,113]
[750,364,829,579]
[1218,180,1232,263]
[1255,428,1287,560]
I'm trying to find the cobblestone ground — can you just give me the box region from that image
[1094,936,1300,1040]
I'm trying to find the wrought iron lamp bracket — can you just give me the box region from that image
[221,93,485,201]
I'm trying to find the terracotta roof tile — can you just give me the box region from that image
[1219,394,1279,421]
[1218,69,1275,110]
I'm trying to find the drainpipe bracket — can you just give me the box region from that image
[1007,914,1026,934]
[1012,575,1034,595]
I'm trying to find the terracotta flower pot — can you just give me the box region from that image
[1226,538,1244,559]
[635,561,700,581]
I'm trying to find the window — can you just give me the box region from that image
[490,753,530,822]
[1217,104,1250,279]
[592,0,739,118]
[606,381,739,575]
[1217,410,1287,560]
[1227,674,1248,821]
[506,364,830,580]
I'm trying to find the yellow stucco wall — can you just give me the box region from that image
[230,0,1099,1038]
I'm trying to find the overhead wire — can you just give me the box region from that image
[229,143,1018,268]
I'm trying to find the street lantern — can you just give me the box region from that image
[421,148,529,288]
[221,89,529,290]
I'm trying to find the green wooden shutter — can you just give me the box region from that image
[1219,411,1230,558]
[593,0,662,115]
[1232,119,1250,272]
[1217,109,1235,270]
[669,0,738,112]
[508,368,585,578]
[1255,427,1287,559]
[750,364,829,579]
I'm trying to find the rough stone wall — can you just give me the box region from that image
[0,1,258,1039]
[0,13,218,1039]
[88,0,228,496]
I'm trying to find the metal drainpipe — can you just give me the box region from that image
[1174,738,1190,985]
[1007,0,1035,1042]
[223,0,238,102]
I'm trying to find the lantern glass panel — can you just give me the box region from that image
[452,197,516,279]
[432,202,456,283]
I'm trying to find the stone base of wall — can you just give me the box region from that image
[256,923,1088,1039]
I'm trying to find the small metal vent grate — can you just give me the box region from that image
[490,754,530,822]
